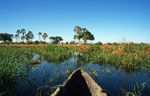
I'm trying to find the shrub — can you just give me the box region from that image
[34,41,39,45]
[70,41,76,44]
[26,41,33,44]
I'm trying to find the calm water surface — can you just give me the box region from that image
[7,54,150,96]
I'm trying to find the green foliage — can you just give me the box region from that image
[104,69,111,74]
[96,41,103,45]
[124,81,149,96]
[49,36,63,44]
[38,32,42,41]
[82,28,94,44]
[21,29,26,42]
[26,31,34,41]
[73,26,82,43]
[40,45,73,62]
[0,46,36,94]
[26,41,34,44]
[73,26,95,44]
[70,40,76,44]
[79,44,150,71]
[42,33,48,41]
[88,67,98,77]
[65,41,69,44]
[34,41,40,44]
[16,29,21,42]
[0,33,13,42]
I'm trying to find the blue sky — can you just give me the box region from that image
[0,0,150,43]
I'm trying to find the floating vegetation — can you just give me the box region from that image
[123,81,150,96]
[104,69,111,74]
[88,68,99,77]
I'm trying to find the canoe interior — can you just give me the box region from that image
[51,69,107,96]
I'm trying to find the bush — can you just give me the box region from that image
[34,41,39,45]
[107,43,112,45]
[40,41,47,44]
[96,41,103,45]
[19,42,26,44]
[70,41,76,44]
[65,41,69,44]
[26,41,33,44]
[112,42,119,45]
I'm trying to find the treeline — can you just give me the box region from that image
[0,26,96,44]
[0,29,63,44]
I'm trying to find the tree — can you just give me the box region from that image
[21,29,26,42]
[16,29,21,42]
[70,40,76,44]
[21,36,25,42]
[38,32,42,41]
[49,36,63,44]
[82,28,94,44]
[96,41,103,45]
[25,31,34,42]
[73,26,82,43]
[14,34,19,42]
[42,33,48,42]
[0,33,13,42]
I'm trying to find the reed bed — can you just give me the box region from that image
[40,45,74,62]
[0,46,36,94]
[77,43,150,70]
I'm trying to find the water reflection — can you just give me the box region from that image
[7,54,150,96]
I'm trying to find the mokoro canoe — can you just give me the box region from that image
[51,69,107,96]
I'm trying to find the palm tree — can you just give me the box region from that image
[15,34,19,42]
[16,29,21,42]
[21,29,26,42]
[42,33,48,42]
[38,32,42,41]
[25,31,34,42]
[21,36,25,42]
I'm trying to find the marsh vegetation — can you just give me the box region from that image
[0,43,150,96]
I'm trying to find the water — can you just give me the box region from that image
[7,54,150,96]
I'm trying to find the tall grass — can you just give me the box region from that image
[40,45,74,62]
[0,46,36,94]
[78,43,150,71]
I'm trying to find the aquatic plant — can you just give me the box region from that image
[40,45,74,62]
[0,46,39,94]
[123,81,150,96]
[79,43,150,71]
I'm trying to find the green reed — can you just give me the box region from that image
[40,45,74,62]
[0,46,36,94]
[79,43,150,71]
